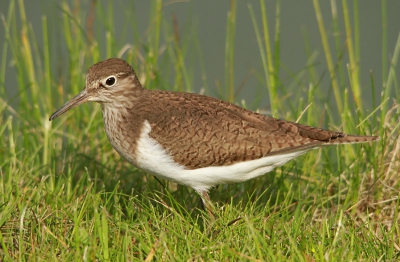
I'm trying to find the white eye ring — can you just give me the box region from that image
[103,75,117,87]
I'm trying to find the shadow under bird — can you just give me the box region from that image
[49,58,379,215]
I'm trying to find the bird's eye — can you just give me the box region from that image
[104,76,116,87]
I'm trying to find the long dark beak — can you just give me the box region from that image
[49,90,90,121]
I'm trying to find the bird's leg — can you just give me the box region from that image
[198,190,216,219]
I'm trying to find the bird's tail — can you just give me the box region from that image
[328,133,380,145]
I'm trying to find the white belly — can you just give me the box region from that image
[134,120,311,193]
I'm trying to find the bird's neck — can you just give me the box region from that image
[100,103,143,165]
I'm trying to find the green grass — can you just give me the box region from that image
[1,0,399,261]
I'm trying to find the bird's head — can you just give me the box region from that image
[49,58,141,121]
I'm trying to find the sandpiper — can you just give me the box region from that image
[50,58,379,215]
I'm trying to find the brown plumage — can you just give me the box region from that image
[49,58,379,215]
[138,90,377,169]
